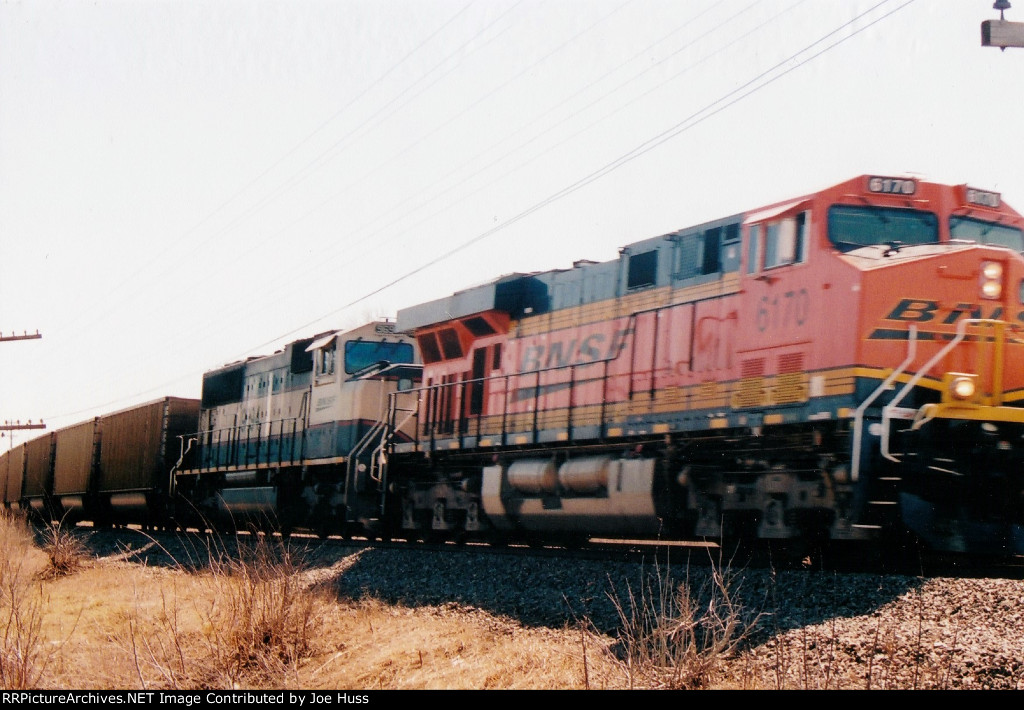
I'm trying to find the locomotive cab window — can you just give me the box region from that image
[315,346,336,378]
[828,205,938,251]
[417,332,442,364]
[764,212,809,269]
[949,216,1024,252]
[344,339,415,374]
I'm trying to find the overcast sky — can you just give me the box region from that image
[1,0,1022,438]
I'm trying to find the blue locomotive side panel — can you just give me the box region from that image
[194,337,313,470]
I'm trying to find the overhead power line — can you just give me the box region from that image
[263,0,918,347]
[39,0,919,424]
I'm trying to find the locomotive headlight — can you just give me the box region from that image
[945,372,979,402]
[951,377,976,400]
[980,261,1003,300]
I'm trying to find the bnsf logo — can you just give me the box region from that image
[886,299,1024,325]
[519,329,632,371]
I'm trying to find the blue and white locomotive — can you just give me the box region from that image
[174,320,420,537]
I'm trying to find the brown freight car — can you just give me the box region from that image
[1,444,26,512]
[0,447,8,510]
[12,397,199,528]
[52,417,100,523]
[22,432,56,521]
[92,397,199,527]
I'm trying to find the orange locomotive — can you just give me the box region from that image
[5,174,1023,557]
[388,174,1024,554]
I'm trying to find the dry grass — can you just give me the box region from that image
[8,515,937,691]
[0,522,633,690]
[313,599,622,690]
[115,533,328,689]
[603,555,760,690]
[0,512,63,688]
[2,516,983,691]
[1,518,1010,690]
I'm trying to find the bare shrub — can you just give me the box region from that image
[119,531,327,689]
[0,512,53,688]
[38,517,87,579]
[201,534,322,685]
[605,555,759,690]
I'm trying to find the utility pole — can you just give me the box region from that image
[2,329,45,436]
[982,1,1024,49]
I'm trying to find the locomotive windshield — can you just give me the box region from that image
[827,205,938,252]
[344,339,415,374]
[949,216,1024,252]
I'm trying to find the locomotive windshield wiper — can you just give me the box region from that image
[883,240,904,256]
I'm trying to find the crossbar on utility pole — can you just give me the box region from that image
[0,331,41,342]
[0,421,45,431]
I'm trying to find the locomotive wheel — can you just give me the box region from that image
[314,521,331,540]
[279,519,293,542]
[560,533,588,550]
[312,502,333,540]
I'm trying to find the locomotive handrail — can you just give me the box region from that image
[191,417,303,470]
[369,380,410,484]
[369,403,418,508]
[412,312,641,448]
[851,325,917,482]
[880,318,1002,463]
[415,365,618,449]
[342,418,389,517]
[414,345,637,450]
[169,435,197,497]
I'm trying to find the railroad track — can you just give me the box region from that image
[62,521,1024,580]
